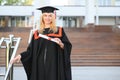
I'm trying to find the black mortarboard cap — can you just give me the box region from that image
[37,6,59,13]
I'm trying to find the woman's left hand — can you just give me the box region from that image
[54,38,64,49]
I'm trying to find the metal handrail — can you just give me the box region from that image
[4,37,21,80]
[6,41,11,72]
[0,35,21,80]
[0,37,4,47]
[6,34,14,80]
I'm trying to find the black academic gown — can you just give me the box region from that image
[20,27,72,80]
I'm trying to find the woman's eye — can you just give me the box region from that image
[49,15,52,17]
[44,15,47,17]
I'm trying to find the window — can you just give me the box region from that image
[98,0,111,6]
[115,0,120,5]
[62,16,77,27]
[0,17,5,27]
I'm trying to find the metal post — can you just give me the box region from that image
[5,40,10,80]
[9,35,14,80]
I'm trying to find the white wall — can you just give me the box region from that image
[69,0,86,5]
[97,6,120,16]
[56,6,86,16]
[0,6,34,16]
[0,6,120,17]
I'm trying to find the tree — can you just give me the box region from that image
[22,0,33,5]
[0,0,4,5]
[0,0,33,5]
[4,0,21,5]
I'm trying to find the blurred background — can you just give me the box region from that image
[0,0,120,80]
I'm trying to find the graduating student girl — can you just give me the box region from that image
[12,6,72,80]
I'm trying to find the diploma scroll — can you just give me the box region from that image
[39,34,59,43]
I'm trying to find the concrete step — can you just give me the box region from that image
[1,67,120,80]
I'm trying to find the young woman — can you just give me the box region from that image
[11,6,72,80]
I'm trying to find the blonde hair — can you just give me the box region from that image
[39,13,57,33]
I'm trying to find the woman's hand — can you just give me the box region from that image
[10,54,21,64]
[54,38,64,49]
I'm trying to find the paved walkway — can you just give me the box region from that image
[0,66,120,80]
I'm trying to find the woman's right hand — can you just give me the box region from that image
[10,54,21,64]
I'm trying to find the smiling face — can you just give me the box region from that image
[39,12,57,33]
[42,13,54,25]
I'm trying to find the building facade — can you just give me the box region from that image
[0,0,120,28]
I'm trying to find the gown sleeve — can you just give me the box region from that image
[20,35,34,78]
[61,28,72,80]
